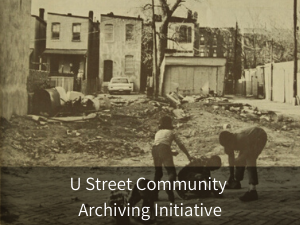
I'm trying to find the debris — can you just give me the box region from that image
[52,113,97,122]
[260,115,271,122]
[67,91,85,101]
[270,113,284,122]
[173,109,190,120]
[223,124,231,129]
[166,92,181,106]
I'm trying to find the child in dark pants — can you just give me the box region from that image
[108,179,156,225]
[176,155,223,199]
[152,116,193,203]
[219,126,267,202]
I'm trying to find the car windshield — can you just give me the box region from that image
[111,78,129,83]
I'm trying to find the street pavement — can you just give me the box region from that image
[1,167,299,225]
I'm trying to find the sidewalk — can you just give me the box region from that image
[227,95,300,121]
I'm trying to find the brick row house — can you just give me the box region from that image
[99,13,143,92]
[43,11,99,94]
[36,10,143,94]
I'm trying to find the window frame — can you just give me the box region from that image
[125,55,134,74]
[72,23,81,42]
[178,25,192,43]
[125,24,134,42]
[213,34,217,47]
[51,23,60,40]
[104,24,114,42]
[200,34,205,46]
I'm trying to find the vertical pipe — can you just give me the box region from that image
[294,0,298,98]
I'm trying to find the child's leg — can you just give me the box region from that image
[160,147,176,203]
[152,145,163,200]
[152,145,163,182]
[246,157,258,188]
[235,156,246,183]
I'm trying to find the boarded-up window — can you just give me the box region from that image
[126,24,134,41]
[72,23,81,41]
[105,24,114,42]
[178,25,192,43]
[125,55,134,74]
[52,23,60,39]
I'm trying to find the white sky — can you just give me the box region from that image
[31,0,299,29]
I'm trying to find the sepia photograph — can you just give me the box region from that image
[1,0,300,224]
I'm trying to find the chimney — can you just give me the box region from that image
[89,11,93,20]
[187,10,192,20]
[39,8,45,20]
[67,13,72,16]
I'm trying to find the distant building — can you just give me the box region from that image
[43,11,99,94]
[99,13,143,92]
[157,12,227,96]
[164,16,197,57]
[30,8,46,70]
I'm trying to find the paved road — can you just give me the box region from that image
[1,167,299,225]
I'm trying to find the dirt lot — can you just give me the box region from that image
[1,94,300,225]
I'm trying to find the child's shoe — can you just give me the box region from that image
[239,190,258,202]
[225,180,241,189]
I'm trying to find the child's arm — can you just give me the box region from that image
[174,133,193,161]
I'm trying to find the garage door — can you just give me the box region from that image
[163,66,224,96]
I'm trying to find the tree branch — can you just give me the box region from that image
[170,0,185,15]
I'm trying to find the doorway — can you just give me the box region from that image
[104,60,113,82]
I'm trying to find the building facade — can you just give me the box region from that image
[99,13,143,92]
[30,8,47,70]
[0,0,31,119]
[43,11,99,94]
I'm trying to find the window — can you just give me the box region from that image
[125,55,134,74]
[52,23,60,39]
[213,35,217,46]
[199,48,205,57]
[126,24,134,41]
[200,35,205,46]
[72,23,81,41]
[206,49,210,57]
[229,49,233,57]
[229,35,233,45]
[213,49,217,57]
[178,25,192,43]
[105,24,114,42]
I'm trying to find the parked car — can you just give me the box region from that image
[108,77,133,94]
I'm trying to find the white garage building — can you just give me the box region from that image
[160,56,227,96]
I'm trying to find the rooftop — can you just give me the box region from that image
[48,12,90,20]
[101,13,143,21]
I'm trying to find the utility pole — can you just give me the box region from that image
[152,0,158,98]
[233,21,238,94]
[294,0,298,100]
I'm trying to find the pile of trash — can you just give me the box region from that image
[28,87,113,121]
